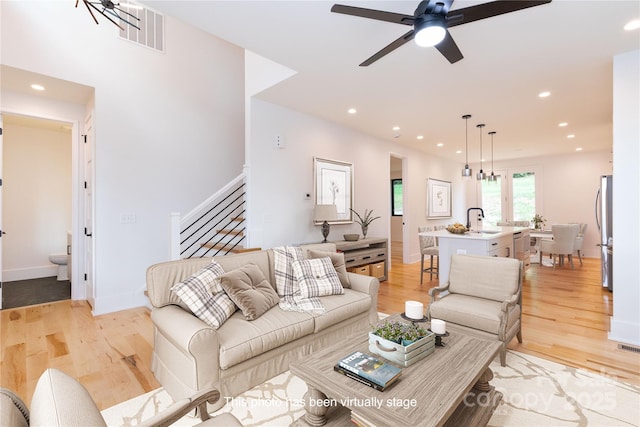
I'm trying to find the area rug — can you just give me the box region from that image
[101,350,640,426]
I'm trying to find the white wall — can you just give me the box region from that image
[248,99,464,264]
[463,150,612,258]
[1,2,245,314]
[610,50,640,346]
[3,120,71,281]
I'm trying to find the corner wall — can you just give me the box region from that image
[610,49,640,346]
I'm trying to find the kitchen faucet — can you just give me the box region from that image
[466,208,485,230]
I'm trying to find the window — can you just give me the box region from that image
[480,174,503,226]
[391,179,403,216]
[511,172,536,222]
[480,169,539,226]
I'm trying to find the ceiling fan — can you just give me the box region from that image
[331,0,552,66]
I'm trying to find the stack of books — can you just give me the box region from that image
[334,351,402,391]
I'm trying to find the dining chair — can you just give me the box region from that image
[572,223,588,265]
[539,224,580,269]
[418,226,439,284]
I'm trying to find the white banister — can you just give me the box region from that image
[170,212,181,260]
[180,173,245,227]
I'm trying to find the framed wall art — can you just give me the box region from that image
[314,157,353,224]
[426,178,451,218]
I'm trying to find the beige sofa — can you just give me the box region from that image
[146,243,380,411]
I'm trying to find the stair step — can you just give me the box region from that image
[201,242,261,253]
[231,217,244,222]
[217,229,244,236]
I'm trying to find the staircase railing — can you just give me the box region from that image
[171,173,248,259]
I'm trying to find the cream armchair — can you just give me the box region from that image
[0,369,242,427]
[428,254,523,366]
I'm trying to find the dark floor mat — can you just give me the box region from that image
[2,277,70,309]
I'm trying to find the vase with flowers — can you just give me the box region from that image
[532,214,546,230]
[350,208,380,238]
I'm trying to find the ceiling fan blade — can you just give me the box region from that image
[446,0,552,28]
[360,30,415,67]
[331,4,414,26]
[435,29,463,64]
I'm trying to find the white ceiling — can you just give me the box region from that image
[143,0,639,163]
[3,2,638,164]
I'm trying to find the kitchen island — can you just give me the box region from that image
[420,226,530,285]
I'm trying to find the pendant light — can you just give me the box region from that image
[461,114,472,177]
[476,123,486,180]
[487,131,498,182]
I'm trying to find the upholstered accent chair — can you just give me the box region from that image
[0,369,242,427]
[428,254,523,366]
[418,226,439,284]
[539,224,580,269]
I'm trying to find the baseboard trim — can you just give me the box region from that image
[3,265,58,282]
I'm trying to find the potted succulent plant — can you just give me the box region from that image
[371,320,428,346]
[350,208,381,238]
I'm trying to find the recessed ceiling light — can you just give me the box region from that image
[576,147,583,151]
[436,143,444,147]
[347,108,357,114]
[455,150,462,154]
[392,126,400,131]
[417,135,424,140]
[624,19,640,31]
[558,122,568,127]
[31,84,45,91]
[538,91,551,98]
[567,134,575,139]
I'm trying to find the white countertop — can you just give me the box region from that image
[419,226,530,240]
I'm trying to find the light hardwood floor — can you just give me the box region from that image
[1,246,638,411]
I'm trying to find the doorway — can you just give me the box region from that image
[1,114,72,308]
[389,155,408,265]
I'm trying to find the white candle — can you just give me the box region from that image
[405,301,424,320]
[431,319,446,334]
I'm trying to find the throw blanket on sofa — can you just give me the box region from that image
[273,246,325,314]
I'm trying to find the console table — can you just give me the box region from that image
[333,238,388,281]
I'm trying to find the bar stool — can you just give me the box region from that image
[418,226,439,284]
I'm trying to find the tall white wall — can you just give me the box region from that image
[610,50,639,346]
[248,99,464,264]
[3,120,71,281]
[1,2,245,314]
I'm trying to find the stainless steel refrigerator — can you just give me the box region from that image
[596,175,613,291]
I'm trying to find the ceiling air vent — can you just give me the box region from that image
[118,3,164,53]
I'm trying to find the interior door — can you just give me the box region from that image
[84,112,95,308]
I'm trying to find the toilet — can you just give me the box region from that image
[49,254,69,281]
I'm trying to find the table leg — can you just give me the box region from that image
[303,386,330,426]
[473,368,494,392]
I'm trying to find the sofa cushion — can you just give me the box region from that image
[171,261,236,329]
[219,264,279,321]
[292,257,344,298]
[429,293,521,335]
[216,308,315,369]
[311,289,372,333]
[307,249,351,288]
[448,255,520,302]
[30,369,107,427]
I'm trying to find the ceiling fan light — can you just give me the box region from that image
[415,21,446,47]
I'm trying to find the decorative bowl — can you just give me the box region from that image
[343,234,360,241]
[446,224,468,234]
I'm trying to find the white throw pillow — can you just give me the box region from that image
[292,257,344,298]
[171,261,236,329]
